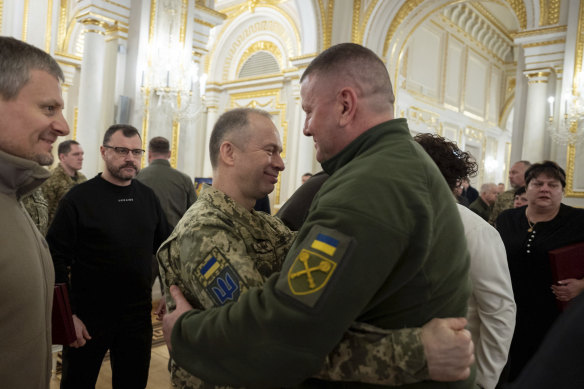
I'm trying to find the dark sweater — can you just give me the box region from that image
[47,174,170,318]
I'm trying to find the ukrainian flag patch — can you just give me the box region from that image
[276,225,354,308]
[195,247,247,306]
[311,233,339,256]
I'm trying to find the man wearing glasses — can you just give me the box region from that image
[47,124,170,389]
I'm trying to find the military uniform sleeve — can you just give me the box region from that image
[40,178,59,223]
[316,322,429,385]
[170,205,411,387]
[158,217,271,313]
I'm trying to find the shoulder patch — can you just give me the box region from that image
[195,247,247,306]
[276,225,354,308]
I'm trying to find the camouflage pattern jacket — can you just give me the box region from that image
[158,185,430,389]
[488,189,514,225]
[41,163,87,224]
[20,187,49,236]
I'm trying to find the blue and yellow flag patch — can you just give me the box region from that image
[276,225,354,308]
[195,247,247,306]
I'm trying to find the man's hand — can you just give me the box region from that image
[162,285,193,352]
[552,278,584,302]
[155,296,166,321]
[421,317,474,381]
[69,314,91,348]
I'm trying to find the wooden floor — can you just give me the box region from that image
[49,343,173,389]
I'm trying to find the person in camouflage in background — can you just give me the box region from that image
[158,108,474,388]
[488,160,530,225]
[20,187,50,235]
[41,139,86,224]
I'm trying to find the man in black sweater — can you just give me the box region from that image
[47,124,170,389]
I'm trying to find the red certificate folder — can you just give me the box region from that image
[52,283,76,345]
[549,242,584,311]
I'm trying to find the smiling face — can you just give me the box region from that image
[233,113,285,202]
[100,131,142,186]
[526,173,563,211]
[0,69,69,165]
[300,74,346,163]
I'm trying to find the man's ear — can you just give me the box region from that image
[99,146,106,159]
[338,87,358,127]
[58,153,66,162]
[219,141,236,166]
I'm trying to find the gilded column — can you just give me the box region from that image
[522,70,552,162]
[76,17,109,176]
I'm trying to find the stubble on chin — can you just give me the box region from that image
[34,153,54,166]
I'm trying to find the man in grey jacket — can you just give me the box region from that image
[0,36,70,389]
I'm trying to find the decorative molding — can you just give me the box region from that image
[220,19,293,81]
[22,0,30,41]
[360,0,379,45]
[195,3,227,20]
[504,0,526,29]
[179,0,188,44]
[235,40,283,76]
[351,0,361,43]
[73,107,78,140]
[511,25,567,38]
[573,0,584,95]
[566,143,584,197]
[472,2,513,40]
[383,0,424,58]
[0,0,3,32]
[539,0,560,26]
[45,0,53,52]
[522,39,565,48]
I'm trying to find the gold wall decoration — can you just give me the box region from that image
[235,40,283,76]
[22,0,30,41]
[45,0,53,52]
[317,0,334,49]
[0,0,3,32]
[73,107,78,140]
[360,0,379,45]
[212,2,301,77]
[512,25,567,38]
[229,89,288,204]
[565,0,584,197]
[221,20,292,81]
[179,0,187,44]
[539,0,560,26]
[57,0,68,51]
[351,0,361,43]
[504,0,527,29]
[382,0,424,58]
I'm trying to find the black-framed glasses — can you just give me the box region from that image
[103,145,145,157]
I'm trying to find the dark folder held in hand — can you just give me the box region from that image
[52,283,76,345]
[549,242,584,311]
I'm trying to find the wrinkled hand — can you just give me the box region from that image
[421,317,474,382]
[162,285,193,352]
[552,278,584,302]
[155,296,166,321]
[69,314,91,348]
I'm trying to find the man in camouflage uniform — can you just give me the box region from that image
[488,160,530,225]
[41,139,86,224]
[21,187,50,235]
[158,108,474,388]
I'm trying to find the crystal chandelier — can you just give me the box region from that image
[140,0,203,121]
[547,73,584,146]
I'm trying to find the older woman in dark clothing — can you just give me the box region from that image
[496,161,584,382]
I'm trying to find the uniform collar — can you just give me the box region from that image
[0,149,50,199]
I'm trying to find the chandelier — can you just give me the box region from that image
[547,73,584,146]
[140,0,204,121]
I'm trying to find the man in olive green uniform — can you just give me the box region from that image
[41,139,86,224]
[468,183,498,222]
[489,160,530,225]
[160,106,474,388]
[136,136,196,229]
